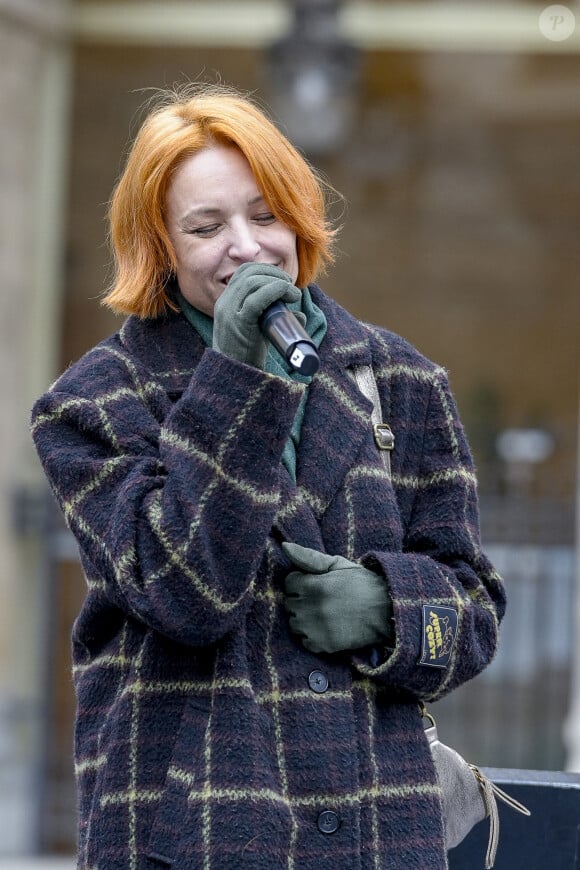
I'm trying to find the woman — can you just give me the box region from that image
[31,85,505,869]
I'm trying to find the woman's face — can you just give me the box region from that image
[165,143,299,317]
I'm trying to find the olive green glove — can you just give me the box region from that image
[283,542,395,655]
[212,263,302,369]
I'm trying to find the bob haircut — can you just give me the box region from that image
[103,84,338,319]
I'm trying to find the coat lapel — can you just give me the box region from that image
[273,287,381,549]
[295,287,377,514]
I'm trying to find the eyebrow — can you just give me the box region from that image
[179,194,266,225]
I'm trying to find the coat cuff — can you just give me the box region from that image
[352,551,461,698]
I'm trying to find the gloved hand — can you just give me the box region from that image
[213,263,302,369]
[283,542,395,654]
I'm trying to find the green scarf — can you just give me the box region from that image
[176,289,327,482]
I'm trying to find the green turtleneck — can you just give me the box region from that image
[176,289,327,482]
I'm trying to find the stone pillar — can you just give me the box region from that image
[564,378,580,771]
[0,0,72,853]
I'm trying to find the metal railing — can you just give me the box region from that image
[434,542,576,771]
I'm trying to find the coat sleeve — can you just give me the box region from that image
[353,368,506,701]
[31,346,305,648]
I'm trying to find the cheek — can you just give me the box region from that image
[174,240,217,278]
[278,230,299,280]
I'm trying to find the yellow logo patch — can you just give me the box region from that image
[419,605,458,668]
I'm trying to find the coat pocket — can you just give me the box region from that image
[144,694,212,867]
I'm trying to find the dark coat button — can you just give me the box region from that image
[308,670,329,693]
[317,810,340,834]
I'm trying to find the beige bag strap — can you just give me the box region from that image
[352,365,394,478]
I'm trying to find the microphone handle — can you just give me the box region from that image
[259,302,320,376]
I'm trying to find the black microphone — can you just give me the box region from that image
[259,302,320,375]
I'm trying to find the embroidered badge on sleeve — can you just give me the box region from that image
[419,605,458,668]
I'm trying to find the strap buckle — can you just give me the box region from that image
[373,423,394,452]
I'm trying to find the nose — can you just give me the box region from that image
[228,222,261,262]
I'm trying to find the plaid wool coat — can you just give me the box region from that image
[31,286,505,870]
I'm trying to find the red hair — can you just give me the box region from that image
[104,84,338,318]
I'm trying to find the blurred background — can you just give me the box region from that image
[0,0,578,861]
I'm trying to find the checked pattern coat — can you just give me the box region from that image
[31,285,505,870]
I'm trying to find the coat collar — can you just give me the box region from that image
[118,308,205,396]
[117,285,376,393]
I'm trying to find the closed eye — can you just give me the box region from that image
[188,224,221,237]
[253,213,276,225]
